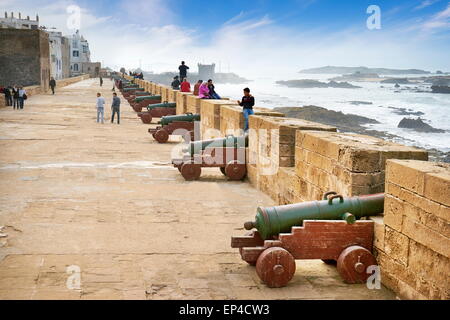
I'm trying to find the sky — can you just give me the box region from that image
[1,0,450,77]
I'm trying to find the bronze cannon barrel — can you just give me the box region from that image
[245,193,385,240]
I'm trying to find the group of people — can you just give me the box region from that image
[130,71,144,80]
[172,77,221,99]
[95,92,121,125]
[1,85,27,109]
[170,61,255,131]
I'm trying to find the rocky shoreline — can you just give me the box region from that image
[273,105,450,163]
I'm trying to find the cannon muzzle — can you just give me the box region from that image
[246,192,384,240]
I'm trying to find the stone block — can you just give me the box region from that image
[384,226,410,266]
[402,216,449,258]
[186,95,202,114]
[298,132,428,173]
[176,92,192,115]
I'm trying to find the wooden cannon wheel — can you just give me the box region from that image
[256,247,296,288]
[225,161,247,181]
[180,161,201,181]
[154,129,169,144]
[337,245,377,284]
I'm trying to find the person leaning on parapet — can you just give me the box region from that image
[96,92,106,124]
[237,87,255,132]
[49,77,56,95]
[171,76,181,90]
[180,78,191,92]
[193,80,202,96]
[179,61,189,80]
[207,79,221,99]
[111,92,121,125]
[199,81,211,99]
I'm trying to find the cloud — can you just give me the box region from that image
[420,2,450,32]
[2,0,449,77]
[414,0,441,10]
[118,0,175,26]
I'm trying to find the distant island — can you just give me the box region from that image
[276,79,361,89]
[299,66,430,75]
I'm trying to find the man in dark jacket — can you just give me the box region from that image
[49,77,56,95]
[207,79,221,99]
[4,86,12,106]
[237,87,255,132]
[111,92,121,124]
[179,61,189,80]
[12,85,19,109]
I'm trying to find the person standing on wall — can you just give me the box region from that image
[18,86,27,109]
[237,87,255,132]
[179,61,189,80]
[100,76,103,87]
[49,77,56,95]
[111,92,121,124]
[96,92,106,124]
[180,78,191,92]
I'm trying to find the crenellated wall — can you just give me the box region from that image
[123,77,449,300]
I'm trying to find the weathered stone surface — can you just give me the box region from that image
[201,100,239,139]
[176,91,192,115]
[297,131,428,172]
[0,29,50,91]
[186,95,202,114]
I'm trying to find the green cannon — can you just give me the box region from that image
[244,192,385,240]
[183,134,249,157]
[122,84,138,88]
[159,113,200,126]
[147,102,176,110]
[123,87,144,92]
[134,95,162,103]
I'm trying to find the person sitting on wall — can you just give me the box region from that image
[207,79,221,99]
[180,78,191,92]
[237,87,255,132]
[49,77,56,95]
[193,80,202,96]
[171,76,181,90]
[199,81,211,99]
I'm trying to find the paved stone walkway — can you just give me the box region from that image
[0,78,396,300]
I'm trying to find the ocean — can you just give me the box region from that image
[216,72,450,153]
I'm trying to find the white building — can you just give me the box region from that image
[68,30,91,76]
[0,12,39,29]
[48,31,64,80]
